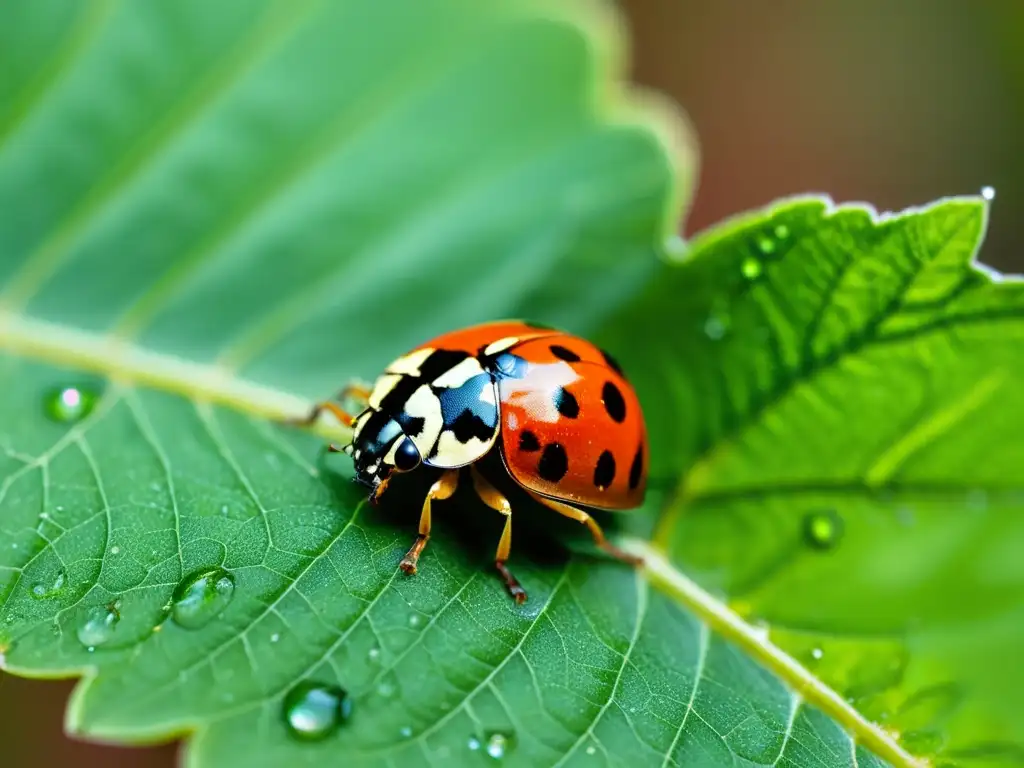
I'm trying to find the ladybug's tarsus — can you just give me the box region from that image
[527,491,643,568]
[495,560,527,604]
[399,470,458,574]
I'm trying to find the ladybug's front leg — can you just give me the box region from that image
[286,383,371,430]
[471,466,527,604]
[399,470,459,575]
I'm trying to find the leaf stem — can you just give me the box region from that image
[0,310,349,443]
[621,538,929,768]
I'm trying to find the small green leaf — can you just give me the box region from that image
[600,196,1024,766]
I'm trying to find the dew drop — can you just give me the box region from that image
[270,633,281,643]
[220,505,229,515]
[408,613,421,628]
[77,604,120,648]
[400,725,412,738]
[468,736,481,752]
[282,681,351,741]
[803,509,844,550]
[703,313,730,341]
[981,185,996,201]
[30,571,65,600]
[171,568,235,630]
[368,646,381,662]
[756,236,776,255]
[811,647,824,660]
[110,546,120,555]
[43,386,98,423]
[484,731,514,760]
[377,680,395,699]
[741,256,763,280]
[586,745,597,756]
[773,224,790,240]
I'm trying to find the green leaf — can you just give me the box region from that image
[0,2,968,767]
[600,196,1024,766]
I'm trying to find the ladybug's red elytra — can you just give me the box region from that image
[291,320,647,603]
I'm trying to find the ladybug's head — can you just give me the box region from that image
[345,408,422,503]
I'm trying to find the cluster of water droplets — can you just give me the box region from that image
[468,731,516,760]
[702,223,791,342]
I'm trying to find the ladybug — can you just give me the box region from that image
[291,320,646,603]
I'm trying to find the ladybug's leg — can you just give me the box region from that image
[338,383,371,403]
[526,491,643,567]
[471,466,527,604]
[286,401,355,429]
[287,382,371,429]
[399,469,459,575]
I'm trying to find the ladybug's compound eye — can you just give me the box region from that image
[393,436,421,472]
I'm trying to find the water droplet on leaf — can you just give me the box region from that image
[30,571,65,599]
[282,681,351,741]
[270,633,280,643]
[811,647,824,660]
[803,509,843,550]
[756,237,775,255]
[468,736,481,752]
[368,646,380,662]
[484,731,514,760]
[44,386,98,423]
[703,312,730,341]
[741,256,763,279]
[400,726,412,738]
[171,568,235,630]
[981,185,996,201]
[773,224,790,239]
[586,745,596,756]
[408,614,421,628]
[77,604,120,648]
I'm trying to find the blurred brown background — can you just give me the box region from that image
[2,1,1021,765]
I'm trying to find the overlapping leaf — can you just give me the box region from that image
[599,197,1024,766]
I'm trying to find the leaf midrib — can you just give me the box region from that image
[0,306,923,768]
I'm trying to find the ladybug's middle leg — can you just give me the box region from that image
[471,466,527,604]
[526,491,643,567]
[399,469,459,575]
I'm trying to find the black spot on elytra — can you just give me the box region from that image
[538,443,568,482]
[602,381,626,423]
[554,387,579,419]
[549,344,581,363]
[594,450,616,490]
[601,348,624,376]
[628,445,644,490]
[518,431,541,452]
